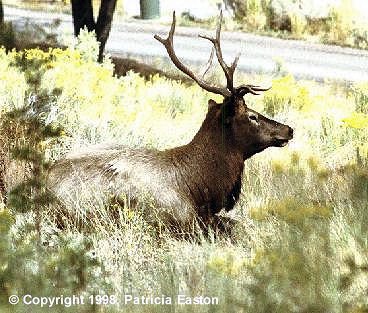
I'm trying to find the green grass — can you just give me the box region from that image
[0,32,368,313]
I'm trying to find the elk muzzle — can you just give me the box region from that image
[272,125,293,147]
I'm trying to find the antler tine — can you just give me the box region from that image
[201,46,215,78]
[154,12,231,97]
[199,10,239,93]
[237,84,271,96]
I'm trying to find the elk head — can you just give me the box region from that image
[154,11,293,158]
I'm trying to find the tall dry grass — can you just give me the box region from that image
[0,32,367,312]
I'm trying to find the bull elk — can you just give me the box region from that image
[48,12,293,232]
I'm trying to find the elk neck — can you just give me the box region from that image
[161,118,245,215]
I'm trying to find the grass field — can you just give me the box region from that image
[0,31,367,313]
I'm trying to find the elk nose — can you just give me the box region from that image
[288,127,294,139]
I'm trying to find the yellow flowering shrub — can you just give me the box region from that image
[250,197,333,223]
[0,26,367,312]
[0,208,15,234]
[0,48,27,111]
[262,75,315,115]
[0,43,212,152]
[343,112,368,129]
[207,250,247,277]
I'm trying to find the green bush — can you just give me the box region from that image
[0,32,109,313]
[224,0,368,50]
[226,0,272,31]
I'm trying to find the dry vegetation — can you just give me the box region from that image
[0,31,367,313]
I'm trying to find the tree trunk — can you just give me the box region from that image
[0,0,4,25]
[71,0,95,37]
[96,0,118,62]
[71,0,117,63]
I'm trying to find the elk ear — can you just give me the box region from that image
[208,99,219,112]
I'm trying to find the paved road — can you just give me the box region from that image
[4,6,368,82]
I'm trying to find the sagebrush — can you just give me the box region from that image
[0,32,367,312]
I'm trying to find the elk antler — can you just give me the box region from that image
[154,12,231,97]
[236,84,271,96]
[154,11,270,99]
[199,10,240,94]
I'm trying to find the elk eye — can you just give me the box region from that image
[249,114,258,123]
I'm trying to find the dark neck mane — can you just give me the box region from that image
[162,119,245,219]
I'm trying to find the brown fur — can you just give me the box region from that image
[48,12,294,232]
[48,96,293,231]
